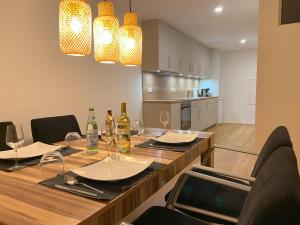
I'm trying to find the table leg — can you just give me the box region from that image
[201,136,215,167]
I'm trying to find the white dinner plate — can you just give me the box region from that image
[0,142,63,159]
[153,131,198,144]
[71,156,154,181]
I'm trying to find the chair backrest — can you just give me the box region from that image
[0,121,14,151]
[251,126,293,177]
[31,115,82,144]
[238,146,300,225]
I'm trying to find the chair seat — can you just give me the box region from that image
[165,167,248,224]
[132,206,208,225]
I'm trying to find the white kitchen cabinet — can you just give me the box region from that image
[142,20,181,73]
[181,35,191,75]
[208,100,214,127]
[207,99,219,128]
[212,99,219,125]
[190,40,200,76]
[169,28,182,73]
[157,21,171,71]
[187,39,211,78]
[200,100,210,129]
[191,101,201,131]
[170,103,181,130]
[202,47,211,78]
[142,20,211,76]
[191,98,218,131]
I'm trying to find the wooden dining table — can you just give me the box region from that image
[0,129,214,225]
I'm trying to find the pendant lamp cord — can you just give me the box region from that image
[129,0,132,12]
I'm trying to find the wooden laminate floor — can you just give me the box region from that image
[124,123,258,223]
[208,123,258,176]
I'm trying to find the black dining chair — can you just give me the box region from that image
[31,115,82,144]
[127,145,300,225]
[0,121,14,151]
[164,126,294,224]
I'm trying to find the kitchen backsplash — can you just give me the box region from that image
[143,72,200,100]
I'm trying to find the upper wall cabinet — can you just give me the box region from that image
[142,20,211,77]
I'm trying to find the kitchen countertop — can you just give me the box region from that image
[143,96,219,104]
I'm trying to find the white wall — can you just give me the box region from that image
[0,0,142,142]
[219,49,257,124]
[256,0,300,163]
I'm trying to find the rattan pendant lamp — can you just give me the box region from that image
[94,0,120,64]
[119,0,143,66]
[59,0,92,56]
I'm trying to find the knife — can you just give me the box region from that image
[149,143,175,149]
[54,184,98,197]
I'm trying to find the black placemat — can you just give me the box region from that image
[40,162,166,201]
[135,138,205,152]
[0,147,82,172]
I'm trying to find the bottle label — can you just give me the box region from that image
[117,127,130,153]
[86,131,98,150]
[117,134,130,153]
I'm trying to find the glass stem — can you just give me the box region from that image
[15,147,19,167]
[107,143,110,157]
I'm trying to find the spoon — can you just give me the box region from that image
[64,174,104,194]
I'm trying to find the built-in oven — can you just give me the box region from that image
[181,101,191,130]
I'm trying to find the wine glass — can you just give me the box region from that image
[160,111,170,129]
[6,124,25,170]
[101,123,114,158]
[65,132,81,150]
[40,151,65,179]
[133,120,144,136]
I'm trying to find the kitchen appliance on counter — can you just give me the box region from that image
[201,88,210,97]
[181,101,191,130]
[186,90,193,98]
[193,88,200,98]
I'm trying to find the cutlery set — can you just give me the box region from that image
[54,184,98,197]
[64,174,104,195]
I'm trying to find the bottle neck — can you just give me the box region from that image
[121,103,127,115]
[88,111,96,120]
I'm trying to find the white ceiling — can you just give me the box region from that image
[111,0,259,50]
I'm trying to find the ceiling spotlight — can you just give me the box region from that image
[240,39,247,44]
[214,6,223,14]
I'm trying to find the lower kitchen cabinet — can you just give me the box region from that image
[191,101,200,131]
[210,98,219,127]
[191,98,218,131]
[143,98,218,132]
